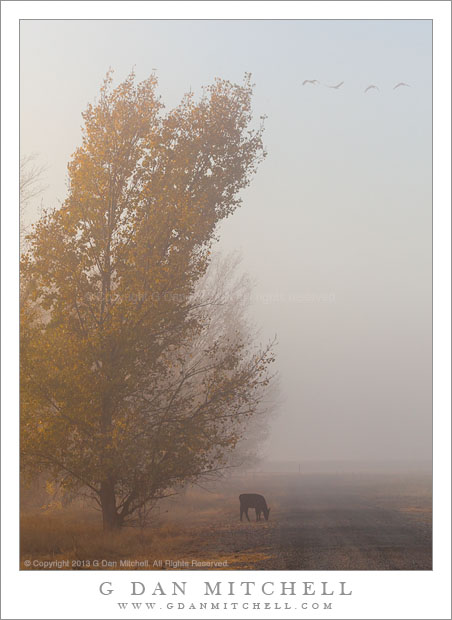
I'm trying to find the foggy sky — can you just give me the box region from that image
[20,20,432,463]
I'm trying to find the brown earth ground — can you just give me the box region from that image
[21,470,432,571]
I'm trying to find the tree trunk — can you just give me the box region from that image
[100,480,120,530]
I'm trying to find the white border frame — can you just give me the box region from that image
[2,3,450,619]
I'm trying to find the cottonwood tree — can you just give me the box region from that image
[21,71,274,529]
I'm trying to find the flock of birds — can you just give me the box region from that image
[302,79,411,92]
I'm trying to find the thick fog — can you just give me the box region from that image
[20,19,432,465]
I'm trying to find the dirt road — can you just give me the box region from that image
[168,471,432,570]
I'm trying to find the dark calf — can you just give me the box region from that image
[239,493,270,522]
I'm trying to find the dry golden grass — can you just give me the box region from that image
[20,509,194,568]
[20,481,276,570]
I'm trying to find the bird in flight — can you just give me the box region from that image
[364,84,379,93]
[302,79,319,86]
[327,81,344,89]
[393,82,411,89]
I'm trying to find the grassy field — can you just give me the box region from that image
[21,468,432,570]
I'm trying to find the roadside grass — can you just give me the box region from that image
[20,510,193,568]
[20,484,275,570]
